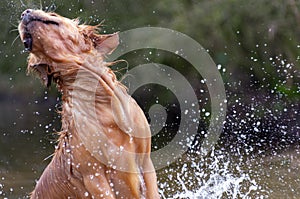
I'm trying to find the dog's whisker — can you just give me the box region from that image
[39,0,43,10]
[44,3,57,12]
[9,16,19,28]
[11,35,20,47]
[19,0,26,8]
[10,28,19,33]
[10,26,19,33]
[43,153,55,161]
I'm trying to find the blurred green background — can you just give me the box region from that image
[0,0,299,198]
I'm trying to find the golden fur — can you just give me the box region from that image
[18,9,159,199]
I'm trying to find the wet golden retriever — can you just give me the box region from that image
[18,9,159,199]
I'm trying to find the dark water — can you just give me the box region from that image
[0,92,299,198]
[0,79,60,198]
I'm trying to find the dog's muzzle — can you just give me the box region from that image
[20,9,59,51]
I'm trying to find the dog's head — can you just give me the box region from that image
[18,9,119,86]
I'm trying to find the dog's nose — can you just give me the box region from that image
[21,9,33,20]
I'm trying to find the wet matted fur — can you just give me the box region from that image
[18,9,159,199]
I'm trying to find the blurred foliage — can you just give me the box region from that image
[0,0,299,100]
[0,2,299,197]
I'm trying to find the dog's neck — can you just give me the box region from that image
[56,54,116,100]
[54,54,143,173]
[54,54,120,136]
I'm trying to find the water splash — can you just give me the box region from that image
[158,148,261,199]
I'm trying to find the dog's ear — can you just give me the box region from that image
[92,32,119,55]
[79,24,119,55]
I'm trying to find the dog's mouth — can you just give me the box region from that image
[20,9,59,52]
